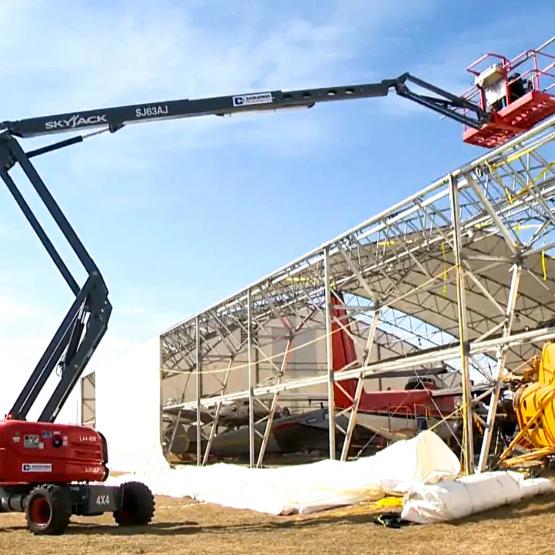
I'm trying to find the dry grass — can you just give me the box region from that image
[1,492,555,555]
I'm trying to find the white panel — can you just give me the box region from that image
[96,336,166,472]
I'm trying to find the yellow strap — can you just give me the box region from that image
[542,250,548,281]
[489,142,548,171]
[441,243,448,295]
[377,240,396,247]
[514,224,540,231]
[504,187,515,205]
[503,160,555,207]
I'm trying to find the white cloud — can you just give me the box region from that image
[3,0,445,160]
[0,293,47,325]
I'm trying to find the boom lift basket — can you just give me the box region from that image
[462,37,555,147]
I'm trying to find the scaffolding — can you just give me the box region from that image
[161,114,555,470]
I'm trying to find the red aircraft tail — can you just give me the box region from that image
[331,292,456,417]
[330,291,360,408]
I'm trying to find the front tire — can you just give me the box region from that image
[26,484,71,535]
[113,481,155,526]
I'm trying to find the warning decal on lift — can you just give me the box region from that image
[24,434,41,448]
[232,92,273,107]
[22,463,52,472]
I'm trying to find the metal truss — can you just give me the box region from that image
[161,114,555,469]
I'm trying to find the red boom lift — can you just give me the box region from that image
[0,37,552,535]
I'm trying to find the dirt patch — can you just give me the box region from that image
[1,493,554,555]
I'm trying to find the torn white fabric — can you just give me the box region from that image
[111,430,460,515]
[401,470,555,524]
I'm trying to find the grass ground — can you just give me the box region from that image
[1,491,554,555]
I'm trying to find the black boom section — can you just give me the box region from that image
[0,131,111,422]
[2,81,395,137]
[0,74,485,139]
[394,73,487,129]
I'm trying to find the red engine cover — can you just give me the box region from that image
[0,420,107,485]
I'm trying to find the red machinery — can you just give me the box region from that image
[461,36,555,147]
[0,419,154,534]
[0,421,107,483]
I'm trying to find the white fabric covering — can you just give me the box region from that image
[111,430,460,515]
[93,339,465,515]
[95,336,165,472]
[92,340,553,518]
[401,471,555,523]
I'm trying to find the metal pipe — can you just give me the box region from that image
[450,174,474,474]
[256,391,281,468]
[477,263,522,472]
[324,248,336,459]
[203,359,233,465]
[247,289,255,467]
[161,117,555,337]
[340,374,365,461]
[195,316,202,466]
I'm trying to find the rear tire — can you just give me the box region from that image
[113,481,155,526]
[26,484,71,535]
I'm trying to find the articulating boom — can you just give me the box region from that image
[0,72,486,423]
[0,133,111,422]
[2,73,486,140]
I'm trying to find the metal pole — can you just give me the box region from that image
[202,358,233,465]
[324,247,336,459]
[363,309,381,366]
[340,374,364,461]
[256,333,293,467]
[449,175,474,474]
[247,289,255,468]
[256,391,281,468]
[166,408,182,457]
[195,316,202,466]
[477,263,522,472]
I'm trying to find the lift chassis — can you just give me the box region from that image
[0,420,154,534]
[0,116,154,535]
[0,480,153,535]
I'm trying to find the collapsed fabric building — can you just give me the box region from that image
[84,114,555,473]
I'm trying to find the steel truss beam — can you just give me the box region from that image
[167,326,555,411]
[161,115,555,466]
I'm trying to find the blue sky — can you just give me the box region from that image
[0,0,553,418]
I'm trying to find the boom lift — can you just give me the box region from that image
[0,38,553,535]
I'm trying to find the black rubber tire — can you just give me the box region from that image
[25,484,72,535]
[113,481,155,526]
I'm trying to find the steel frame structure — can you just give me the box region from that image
[161,114,555,469]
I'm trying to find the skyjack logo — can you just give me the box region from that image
[45,114,108,130]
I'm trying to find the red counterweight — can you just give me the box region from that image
[0,420,107,485]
